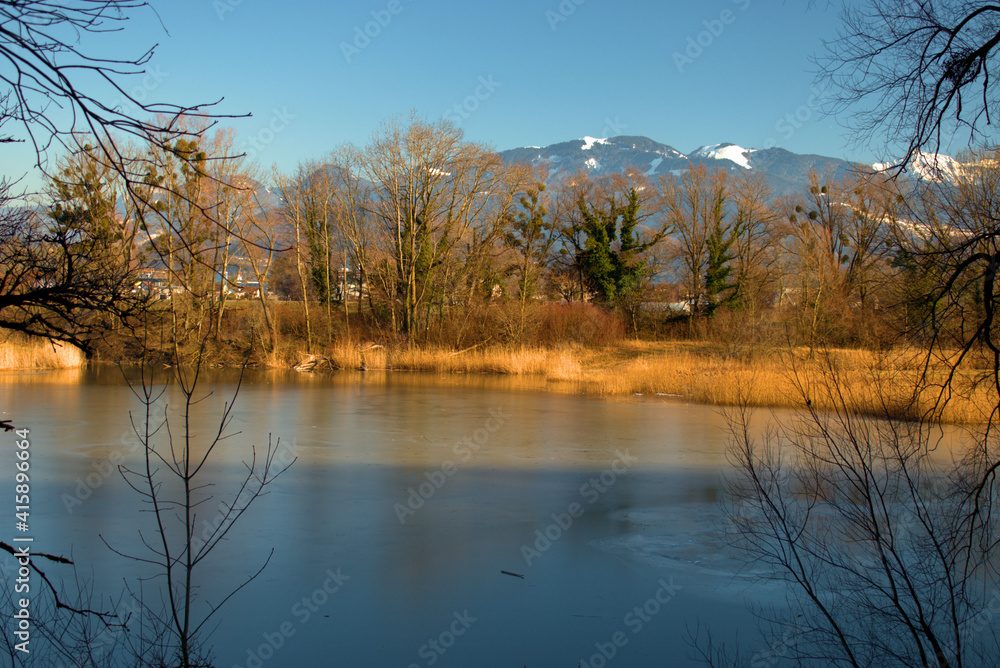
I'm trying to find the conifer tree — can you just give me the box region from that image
[569,177,669,330]
[704,214,736,317]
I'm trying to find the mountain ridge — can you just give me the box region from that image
[498,136,880,195]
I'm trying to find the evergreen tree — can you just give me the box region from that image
[570,182,669,329]
[704,213,736,317]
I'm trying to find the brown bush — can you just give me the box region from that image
[535,302,625,346]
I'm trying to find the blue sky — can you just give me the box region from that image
[5,0,874,185]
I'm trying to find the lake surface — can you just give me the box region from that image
[2,367,818,666]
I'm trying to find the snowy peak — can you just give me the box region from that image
[580,136,609,150]
[501,136,689,180]
[499,136,856,195]
[909,152,962,182]
[873,151,963,183]
[607,136,687,159]
[692,143,753,169]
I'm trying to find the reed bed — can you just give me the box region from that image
[304,340,995,424]
[0,334,85,369]
[320,341,583,379]
[4,326,985,423]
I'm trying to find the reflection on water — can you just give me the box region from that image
[0,367,87,386]
[1,366,962,666]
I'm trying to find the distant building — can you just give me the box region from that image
[217,265,267,299]
[133,268,170,300]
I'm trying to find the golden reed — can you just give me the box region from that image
[0,333,85,370]
[302,340,992,424]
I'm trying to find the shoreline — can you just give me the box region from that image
[3,337,990,424]
[282,340,992,424]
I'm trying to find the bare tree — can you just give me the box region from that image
[694,6,1000,666]
[779,170,900,349]
[237,186,281,355]
[1,1,215,154]
[202,130,242,339]
[0,0,255,366]
[713,358,1000,668]
[503,177,555,340]
[274,164,319,353]
[141,123,215,346]
[104,360,293,667]
[0,1,243,246]
[550,173,594,303]
[699,156,1000,668]
[0,547,133,667]
[729,171,780,314]
[820,1,1000,170]
[660,164,729,322]
[892,149,1000,421]
[355,113,526,338]
[0,0,251,230]
[327,145,375,339]
[0,161,144,351]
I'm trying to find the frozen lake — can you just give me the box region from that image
[2,367,805,667]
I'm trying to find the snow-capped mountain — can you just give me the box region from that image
[691,143,753,169]
[500,136,859,195]
[872,151,964,183]
[502,135,691,180]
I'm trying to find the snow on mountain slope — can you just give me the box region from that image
[581,136,608,150]
[873,151,963,182]
[692,143,752,169]
[497,136,857,195]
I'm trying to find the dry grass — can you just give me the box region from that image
[291,339,995,424]
[314,341,583,379]
[573,343,994,424]
[0,333,85,369]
